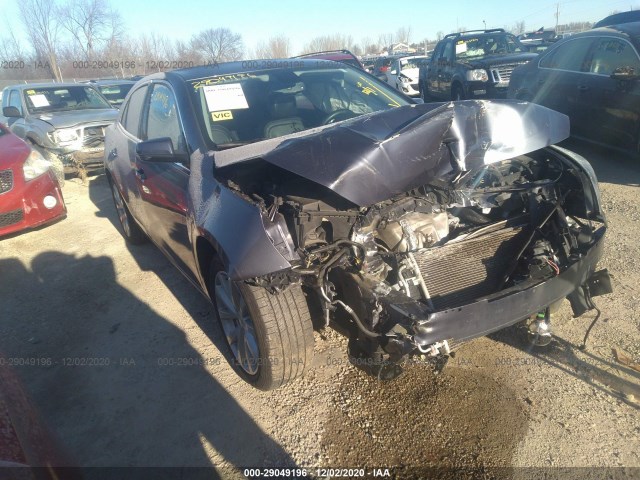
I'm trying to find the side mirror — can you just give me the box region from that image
[136,137,188,163]
[3,106,22,118]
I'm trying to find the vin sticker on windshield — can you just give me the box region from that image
[29,94,50,108]
[455,42,467,54]
[203,83,248,112]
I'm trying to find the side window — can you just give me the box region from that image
[123,86,148,138]
[539,38,595,72]
[442,41,454,62]
[432,43,443,62]
[9,90,22,113]
[589,37,640,75]
[143,84,185,153]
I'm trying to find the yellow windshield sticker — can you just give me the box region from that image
[211,110,233,121]
[26,89,36,95]
[357,76,401,108]
[193,73,257,90]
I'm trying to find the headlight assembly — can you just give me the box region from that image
[23,149,51,181]
[52,128,80,144]
[466,69,489,82]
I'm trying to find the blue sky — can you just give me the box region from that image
[1,0,638,54]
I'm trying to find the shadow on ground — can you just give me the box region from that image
[0,252,295,476]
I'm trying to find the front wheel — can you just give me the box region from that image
[452,84,465,101]
[212,269,314,390]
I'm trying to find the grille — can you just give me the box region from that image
[0,209,24,228]
[413,226,529,310]
[490,63,527,85]
[82,125,107,149]
[0,169,13,194]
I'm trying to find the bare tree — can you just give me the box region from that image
[59,0,116,60]
[378,33,394,53]
[18,0,62,80]
[255,34,291,59]
[192,28,243,63]
[395,26,412,45]
[512,21,526,35]
[301,34,354,54]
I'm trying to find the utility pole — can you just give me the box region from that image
[555,3,560,33]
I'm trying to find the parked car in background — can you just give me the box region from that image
[105,60,609,391]
[0,83,119,184]
[594,11,640,28]
[508,22,640,154]
[385,55,430,96]
[0,124,66,237]
[293,49,364,69]
[518,28,557,51]
[89,79,136,109]
[424,29,537,101]
[372,56,396,80]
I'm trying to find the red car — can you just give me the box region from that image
[0,125,66,237]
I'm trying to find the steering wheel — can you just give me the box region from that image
[322,109,356,125]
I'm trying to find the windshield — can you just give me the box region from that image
[24,86,111,113]
[455,34,525,60]
[98,83,134,107]
[400,57,428,70]
[190,65,410,149]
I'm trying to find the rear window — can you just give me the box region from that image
[190,65,410,149]
[98,83,134,107]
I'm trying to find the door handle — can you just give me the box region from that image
[108,148,118,160]
[135,168,146,181]
[577,85,589,92]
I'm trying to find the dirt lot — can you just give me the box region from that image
[1,139,639,479]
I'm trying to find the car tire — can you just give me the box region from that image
[211,267,314,390]
[108,176,148,244]
[452,84,465,101]
[32,144,65,187]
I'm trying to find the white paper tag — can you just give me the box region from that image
[455,43,467,54]
[29,94,50,107]
[203,84,249,112]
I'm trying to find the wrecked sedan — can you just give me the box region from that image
[105,60,609,390]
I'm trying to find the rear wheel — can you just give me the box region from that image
[108,177,147,244]
[211,268,314,390]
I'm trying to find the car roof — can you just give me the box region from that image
[569,21,640,39]
[159,58,353,83]
[594,11,640,28]
[92,79,136,85]
[4,83,101,90]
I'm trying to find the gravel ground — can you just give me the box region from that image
[0,139,638,479]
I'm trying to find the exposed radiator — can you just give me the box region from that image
[413,226,528,310]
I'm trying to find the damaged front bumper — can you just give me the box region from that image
[377,227,607,354]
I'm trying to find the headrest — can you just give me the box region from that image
[269,93,297,119]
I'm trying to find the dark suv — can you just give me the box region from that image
[422,29,537,101]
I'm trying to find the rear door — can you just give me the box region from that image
[136,82,196,282]
[581,36,640,149]
[426,43,444,97]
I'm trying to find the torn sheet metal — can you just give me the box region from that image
[214,100,569,207]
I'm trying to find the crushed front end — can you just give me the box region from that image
[217,100,611,374]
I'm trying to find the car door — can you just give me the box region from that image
[108,84,150,226]
[136,82,197,282]
[439,41,455,98]
[387,59,400,88]
[426,43,444,98]
[535,37,596,137]
[581,36,640,149]
[6,90,26,136]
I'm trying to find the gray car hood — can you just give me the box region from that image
[214,100,569,207]
[34,108,118,129]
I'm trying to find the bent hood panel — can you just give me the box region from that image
[216,100,569,207]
